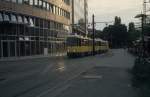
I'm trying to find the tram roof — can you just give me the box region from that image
[67,35,108,43]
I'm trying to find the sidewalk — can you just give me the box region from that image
[0,53,66,62]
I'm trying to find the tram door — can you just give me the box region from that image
[1,41,16,58]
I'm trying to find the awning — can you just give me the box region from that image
[29,18,34,27]
[10,14,17,22]
[24,16,28,24]
[3,14,10,21]
[18,15,23,23]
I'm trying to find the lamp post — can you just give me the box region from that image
[92,14,95,56]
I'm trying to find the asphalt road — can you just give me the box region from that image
[0,49,136,97]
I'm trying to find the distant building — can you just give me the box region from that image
[71,0,88,36]
[0,0,71,59]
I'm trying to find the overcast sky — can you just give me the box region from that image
[88,0,143,30]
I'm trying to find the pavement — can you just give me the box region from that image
[0,49,137,97]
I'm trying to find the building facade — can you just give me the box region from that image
[0,0,71,59]
[72,0,88,36]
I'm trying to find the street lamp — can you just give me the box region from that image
[92,14,95,56]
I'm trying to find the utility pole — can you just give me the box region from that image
[92,14,95,56]
[142,14,145,57]
[143,0,147,15]
[135,0,148,57]
[142,0,147,57]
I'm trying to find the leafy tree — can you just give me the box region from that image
[114,16,121,25]
[128,22,135,32]
[127,22,141,45]
[102,16,128,48]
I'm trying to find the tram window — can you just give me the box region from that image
[11,14,17,22]
[18,15,23,23]
[3,14,10,21]
[67,37,79,46]
[24,17,28,24]
[0,13,3,22]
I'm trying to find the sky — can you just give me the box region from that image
[88,0,143,30]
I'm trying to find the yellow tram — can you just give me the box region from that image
[67,35,109,57]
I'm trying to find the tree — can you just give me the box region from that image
[128,22,135,32]
[102,16,128,48]
[114,16,121,25]
[127,22,140,45]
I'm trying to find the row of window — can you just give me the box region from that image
[1,0,70,19]
[0,12,70,31]
[63,0,70,5]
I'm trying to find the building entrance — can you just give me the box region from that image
[1,41,16,58]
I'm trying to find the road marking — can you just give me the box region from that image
[83,75,103,79]
[36,66,93,97]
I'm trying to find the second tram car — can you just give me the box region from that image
[67,35,109,57]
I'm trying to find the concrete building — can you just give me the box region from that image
[72,0,88,36]
[0,0,71,59]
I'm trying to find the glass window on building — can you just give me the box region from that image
[58,7,60,15]
[24,0,29,4]
[49,4,53,13]
[18,15,23,23]
[39,0,42,7]
[12,0,17,3]
[64,0,70,5]
[47,3,49,10]
[43,1,46,9]
[62,10,64,16]
[34,0,38,6]
[29,0,33,5]
[11,14,17,22]
[5,0,10,2]
[53,6,56,14]
[55,7,58,15]
[24,16,28,24]
[60,9,63,16]
[3,13,10,21]
[0,13,3,22]
[18,0,23,4]
[29,18,34,27]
